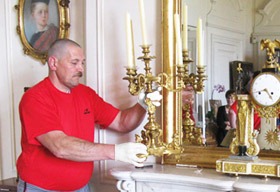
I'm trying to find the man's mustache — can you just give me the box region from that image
[74,72,83,77]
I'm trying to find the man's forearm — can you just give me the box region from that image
[37,131,115,162]
[108,103,146,133]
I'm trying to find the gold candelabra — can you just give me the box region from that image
[181,50,206,146]
[182,104,204,145]
[124,45,206,157]
[181,50,206,93]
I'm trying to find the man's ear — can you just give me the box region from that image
[48,56,57,70]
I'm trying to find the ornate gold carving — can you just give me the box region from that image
[126,45,186,157]
[260,39,280,69]
[229,95,259,156]
[237,98,251,145]
[216,161,222,171]
[182,50,207,93]
[252,102,280,119]
[123,68,146,95]
[251,164,276,175]
[182,103,204,146]
[224,162,247,173]
[229,132,239,155]
[247,130,260,156]
[217,159,280,177]
[265,129,280,145]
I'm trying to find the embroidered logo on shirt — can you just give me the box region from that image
[84,108,91,114]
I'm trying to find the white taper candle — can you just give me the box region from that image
[196,18,203,67]
[138,0,148,45]
[174,14,183,65]
[182,5,188,50]
[126,13,133,68]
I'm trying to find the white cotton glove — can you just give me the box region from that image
[115,142,148,167]
[138,86,163,109]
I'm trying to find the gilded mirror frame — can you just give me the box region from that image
[161,0,280,169]
[15,0,70,64]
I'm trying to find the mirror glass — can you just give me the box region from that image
[183,0,280,151]
[162,0,280,168]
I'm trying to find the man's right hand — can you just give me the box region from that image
[115,142,148,167]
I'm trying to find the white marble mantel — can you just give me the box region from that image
[110,164,280,192]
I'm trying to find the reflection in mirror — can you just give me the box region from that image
[181,25,209,147]
[181,3,280,151]
[163,0,280,169]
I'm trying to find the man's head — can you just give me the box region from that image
[47,39,85,93]
[182,85,194,105]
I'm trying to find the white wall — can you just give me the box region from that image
[206,0,254,105]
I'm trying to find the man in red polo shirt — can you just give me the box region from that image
[17,39,162,191]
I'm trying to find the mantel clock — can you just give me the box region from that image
[217,39,280,178]
[250,72,280,107]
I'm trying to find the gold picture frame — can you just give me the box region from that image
[15,0,70,64]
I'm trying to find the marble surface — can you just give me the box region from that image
[110,164,280,192]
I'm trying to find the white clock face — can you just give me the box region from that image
[251,73,280,107]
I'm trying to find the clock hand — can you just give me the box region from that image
[263,88,273,100]
[254,88,273,100]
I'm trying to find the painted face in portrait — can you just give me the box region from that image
[31,2,49,31]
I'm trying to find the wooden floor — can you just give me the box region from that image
[0,177,17,192]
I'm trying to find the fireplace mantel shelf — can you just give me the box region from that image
[110,164,280,192]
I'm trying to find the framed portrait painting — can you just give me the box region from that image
[15,0,70,64]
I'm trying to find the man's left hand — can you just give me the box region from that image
[138,86,163,109]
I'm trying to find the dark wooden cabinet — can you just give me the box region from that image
[0,178,17,192]
[229,60,254,93]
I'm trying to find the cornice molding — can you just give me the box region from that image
[256,0,280,28]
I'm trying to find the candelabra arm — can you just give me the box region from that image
[123,69,146,95]
[156,72,171,90]
[180,50,207,93]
